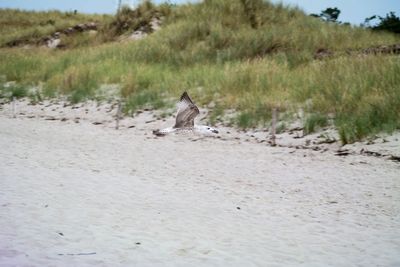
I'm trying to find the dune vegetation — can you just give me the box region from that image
[0,8,110,47]
[0,0,399,143]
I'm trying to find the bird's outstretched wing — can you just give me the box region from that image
[174,92,199,128]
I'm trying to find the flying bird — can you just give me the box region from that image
[153,92,219,136]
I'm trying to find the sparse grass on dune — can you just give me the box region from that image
[135,0,398,66]
[1,0,400,143]
[102,2,172,40]
[0,9,109,47]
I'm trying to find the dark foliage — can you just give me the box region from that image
[365,12,400,34]
[310,7,341,23]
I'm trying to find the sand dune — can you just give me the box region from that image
[0,101,399,266]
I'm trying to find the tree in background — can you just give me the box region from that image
[363,12,400,34]
[310,7,341,23]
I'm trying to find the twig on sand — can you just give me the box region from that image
[361,149,400,162]
[58,252,96,256]
[335,148,400,162]
[389,155,400,162]
[335,149,352,156]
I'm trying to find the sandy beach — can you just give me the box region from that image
[0,100,399,267]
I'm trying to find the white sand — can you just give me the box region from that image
[0,101,400,267]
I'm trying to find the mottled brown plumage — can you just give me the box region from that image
[174,92,200,128]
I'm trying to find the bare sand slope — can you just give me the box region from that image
[0,115,399,267]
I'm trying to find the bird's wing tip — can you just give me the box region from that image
[180,91,193,104]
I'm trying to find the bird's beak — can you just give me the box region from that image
[212,129,219,134]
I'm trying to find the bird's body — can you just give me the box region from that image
[153,92,218,136]
[153,125,216,136]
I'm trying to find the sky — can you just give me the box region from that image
[0,0,399,25]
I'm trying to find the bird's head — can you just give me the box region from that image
[197,125,219,135]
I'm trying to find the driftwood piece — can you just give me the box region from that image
[12,97,16,118]
[269,107,278,146]
[115,100,122,130]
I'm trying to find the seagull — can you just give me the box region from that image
[153,91,219,136]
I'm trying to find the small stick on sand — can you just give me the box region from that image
[12,97,16,118]
[115,99,122,130]
[58,252,97,256]
[270,107,278,146]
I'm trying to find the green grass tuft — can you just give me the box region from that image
[209,104,225,126]
[0,83,28,99]
[304,113,329,135]
[236,112,256,129]
[124,90,165,115]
